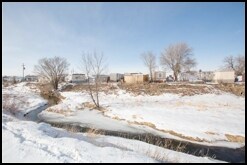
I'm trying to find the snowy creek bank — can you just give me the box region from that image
[25,93,245,163]
[42,122,245,163]
[23,93,58,121]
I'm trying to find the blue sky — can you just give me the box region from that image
[2,2,245,76]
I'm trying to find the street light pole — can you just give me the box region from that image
[22,63,25,81]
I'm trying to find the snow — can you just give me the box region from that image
[41,89,245,148]
[102,91,245,145]
[2,113,224,163]
[1,82,242,162]
[2,82,47,114]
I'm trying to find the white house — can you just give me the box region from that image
[25,75,38,82]
[213,70,235,83]
[153,71,166,82]
[71,74,86,83]
[110,73,123,82]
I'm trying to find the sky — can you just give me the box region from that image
[2,2,245,76]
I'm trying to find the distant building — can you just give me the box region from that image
[2,76,23,82]
[153,71,166,82]
[213,71,235,83]
[124,73,149,84]
[2,76,13,82]
[110,73,123,82]
[95,75,110,83]
[199,71,214,82]
[71,74,86,83]
[25,75,38,82]
[179,71,198,82]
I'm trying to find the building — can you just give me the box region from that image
[179,71,198,82]
[3,76,22,82]
[71,74,86,83]
[213,71,235,83]
[25,75,38,82]
[199,71,214,82]
[110,73,124,82]
[95,75,110,83]
[2,76,13,82]
[153,71,166,82]
[124,73,149,84]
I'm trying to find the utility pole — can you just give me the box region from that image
[22,63,25,81]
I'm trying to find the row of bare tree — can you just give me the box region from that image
[141,42,245,82]
[34,43,244,109]
[141,42,196,82]
[34,53,107,109]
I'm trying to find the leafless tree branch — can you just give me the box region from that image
[34,57,69,90]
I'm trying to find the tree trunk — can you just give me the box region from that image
[95,80,100,109]
[174,73,178,81]
[150,69,153,82]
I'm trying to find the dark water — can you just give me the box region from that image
[47,122,245,163]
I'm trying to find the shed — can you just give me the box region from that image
[124,73,149,84]
[213,71,235,83]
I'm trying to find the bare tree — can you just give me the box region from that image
[34,56,69,90]
[81,52,107,109]
[141,52,156,82]
[224,55,245,76]
[160,43,196,81]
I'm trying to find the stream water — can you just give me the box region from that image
[24,98,245,163]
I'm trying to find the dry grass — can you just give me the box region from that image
[161,130,208,142]
[46,107,74,116]
[63,125,81,133]
[225,134,245,143]
[214,83,245,96]
[205,131,218,135]
[118,83,220,96]
[86,128,105,138]
[133,121,156,129]
[145,148,167,162]
[83,102,96,109]
[2,93,27,115]
[144,139,187,162]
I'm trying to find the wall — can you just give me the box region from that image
[213,71,234,83]
[124,74,149,84]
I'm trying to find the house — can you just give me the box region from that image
[94,75,110,83]
[71,74,86,83]
[213,70,235,83]
[25,75,38,82]
[110,73,124,82]
[124,73,149,84]
[153,71,166,82]
[199,71,214,82]
[236,75,243,82]
[179,71,198,82]
[2,76,13,82]
[2,76,23,83]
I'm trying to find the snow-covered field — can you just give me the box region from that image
[2,82,244,162]
[40,87,245,147]
[2,82,47,115]
[3,112,224,163]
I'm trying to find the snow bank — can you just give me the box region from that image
[2,113,223,163]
